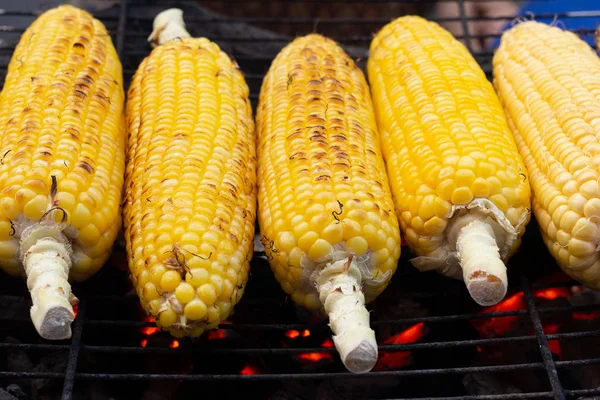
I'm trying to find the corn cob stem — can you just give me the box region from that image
[148,8,191,45]
[20,226,75,340]
[316,254,377,373]
[453,216,508,306]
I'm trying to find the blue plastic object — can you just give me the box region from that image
[490,0,599,49]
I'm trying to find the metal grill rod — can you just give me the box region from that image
[522,275,565,400]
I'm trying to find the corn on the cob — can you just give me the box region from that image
[367,16,531,306]
[124,9,256,338]
[256,34,401,373]
[0,5,125,339]
[493,21,600,289]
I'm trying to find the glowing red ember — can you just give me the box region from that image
[140,339,148,348]
[321,338,334,348]
[140,326,159,336]
[471,292,525,338]
[208,330,228,340]
[573,311,600,321]
[383,322,426,345]
[169,340,180,349]
[240,364,260,375]
[543,323,562,358]
[298,352,332,362]
[302,329,310,337]
[534,288,570,301]
[285,330,300,339]
[375,322,426,370]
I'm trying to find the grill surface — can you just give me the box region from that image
[1,1,600,399]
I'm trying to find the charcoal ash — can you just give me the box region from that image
[462,372,523,396]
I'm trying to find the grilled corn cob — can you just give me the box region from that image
[367,16,531,306]
[0,5,125,339]
[493,22,600,288]
[124,9,256,338]
[256,34,401,373]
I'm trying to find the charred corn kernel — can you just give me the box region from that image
[257,34,401,373]
[494,21,600,289]
[368,16,530,307]
[124,9,256,338]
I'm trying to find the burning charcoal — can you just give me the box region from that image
[0,388,18,400]
[3,337,34,372]
[142,382,179,400]
[271,381,315,400]
[569,286,600,307]
[30,352,67,400]
[323,376,399,400]
[0,296,29,323]
[5,385,26,400]
[560,317,600,389]
[77,383,114,400]
[462,373,522,396]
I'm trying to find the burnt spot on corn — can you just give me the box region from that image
[78,161,94,173]
[0,150,11,165]
[50,175,58,199]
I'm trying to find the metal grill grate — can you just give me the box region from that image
[1,1,600,399]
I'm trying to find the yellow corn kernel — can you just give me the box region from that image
[124,9,256,338]
[256,34,401,313]
[368,16,530,272]
[494,21,600,288]
[184,299,207,320]
[159,308,177,328]
[0,4,125,287]
[174,282,195,304]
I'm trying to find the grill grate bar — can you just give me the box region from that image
[521,274,565,400]
[102,13,600,23]
[72,362,548,381]
[0,301,597,329]
[121,30,596,42]
[81,335,538,355]
[5,357,596,382]
[387,393,555,400]
[80,302,599,328]
[457,0,473,52]
[2,329,598,356]
[115,0,128,58]
[61,301,87,400]
[564,388,600,397]
[0,372,64,379]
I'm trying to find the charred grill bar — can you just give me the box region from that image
[0,0,600,399]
